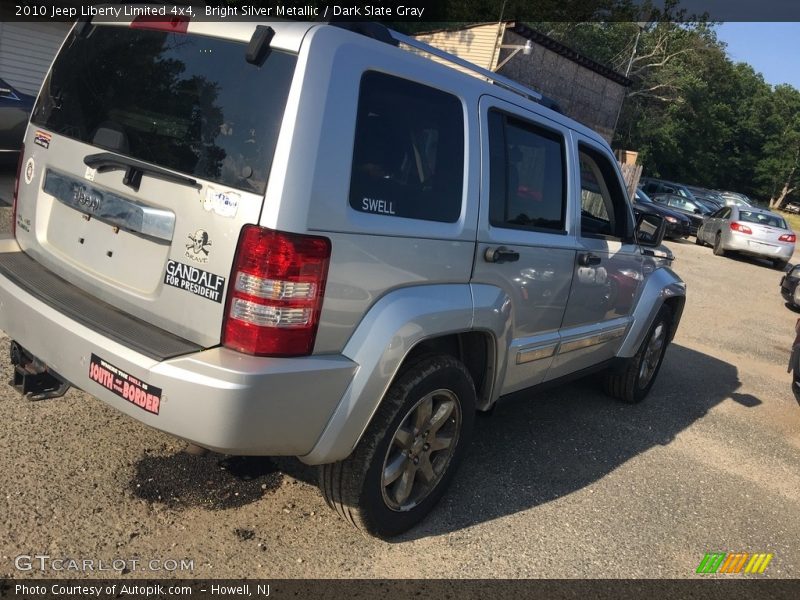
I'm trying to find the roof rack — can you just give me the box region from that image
[389,31,544,105]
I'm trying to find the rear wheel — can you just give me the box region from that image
[604,305,673,404]
[713,232,726,256]
[319,354,475,538]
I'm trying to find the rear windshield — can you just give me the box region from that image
[738,210,787,229]
[31,25,297,195]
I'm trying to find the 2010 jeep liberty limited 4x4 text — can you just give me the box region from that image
[0,17,684,538]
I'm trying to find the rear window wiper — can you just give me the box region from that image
[84,152,200,192]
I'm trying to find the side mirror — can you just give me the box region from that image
[635,213,666,247]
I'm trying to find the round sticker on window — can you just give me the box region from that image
[24,157,35,185]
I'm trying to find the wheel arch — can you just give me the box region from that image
[617,266,686,357]
[401,330,497,411]
[300,284,507,465]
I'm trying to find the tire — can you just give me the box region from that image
[712,232,726,256]
[773,259,789,271]
[604,305,673,404]
[694,233,704,246]
[319,354,476,538]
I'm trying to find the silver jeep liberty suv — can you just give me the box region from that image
[0,17,685,538]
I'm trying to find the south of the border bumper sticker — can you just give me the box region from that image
[89,354,162,415]
[164,259,226,303]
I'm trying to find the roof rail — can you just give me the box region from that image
[330,22,398,46]
[389,31,544,104]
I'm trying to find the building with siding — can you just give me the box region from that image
[0,21,72,96]
[414,22,632,142]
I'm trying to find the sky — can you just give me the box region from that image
[714,22,800,90]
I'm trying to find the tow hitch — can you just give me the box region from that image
[10,342,70,400]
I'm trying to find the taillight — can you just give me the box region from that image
[730,222,752,234]
[11,144,23,237]
[780,233,796,243]
[223,225,331,357]
[130,15,189,33]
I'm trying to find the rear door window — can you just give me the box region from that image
[487,110,566,232]
[578,145,631,240]
[31,25,297,195]
[349,71,464,223]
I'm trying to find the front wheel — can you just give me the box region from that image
[604,305,673,404]
[319,354,476,538]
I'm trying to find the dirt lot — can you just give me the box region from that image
[1,212,799,579]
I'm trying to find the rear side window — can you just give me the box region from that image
[349,72,464,223]
[487,110,566,232]
[31,26,297,195]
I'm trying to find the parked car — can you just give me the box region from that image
[717,190,753,207]
[780,264,800,307]
[633,188,692,240]
[686,186,725,205]
[693,196,723,213]
[686,187,724,210]
[697,205,795,269]
[789,318,800,404]
[651,193,712,235]
[0,19,685,538]
[0,77,35,165]
[640,177,698,202]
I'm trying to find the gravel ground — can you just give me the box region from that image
[1,212,799,580]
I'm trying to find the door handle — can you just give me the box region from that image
[577,252,601,267]
[484,246,520,264]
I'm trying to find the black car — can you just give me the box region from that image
[651,193,712,235]
[0,77,35,165]
[640,177,699,203]
[686,185,725,207]
[781,264,800,307]
[633,189,692,239]
[693,196,723,213]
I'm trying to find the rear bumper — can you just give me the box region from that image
[0,242,357,457]
[724,231,794,261]
[687,219,702,235]
[664,220,690,239]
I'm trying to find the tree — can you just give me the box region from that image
[756,85,800,208]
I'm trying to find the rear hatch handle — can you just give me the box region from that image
[84,152,201,192]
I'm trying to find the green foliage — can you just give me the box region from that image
[539,17,800,204]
